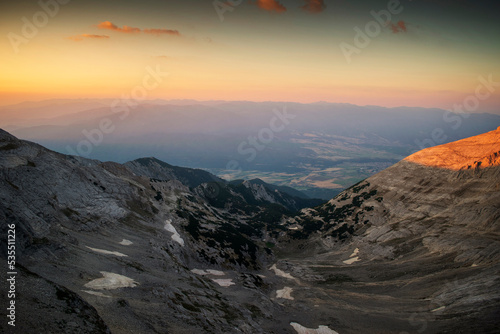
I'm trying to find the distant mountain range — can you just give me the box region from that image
[0,127,499,333]
[2,99,499,199]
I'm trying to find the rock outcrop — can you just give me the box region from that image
[405,126,500,170]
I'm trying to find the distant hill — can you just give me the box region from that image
[125,157,223,188]
[5,100,500,200]
[126,157,324,212]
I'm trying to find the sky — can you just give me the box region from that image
[1,0,500,112]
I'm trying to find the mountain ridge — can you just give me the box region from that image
[405,126,500,170]
[273,129,500,333]
[0,128,499,333]
[5,101,499,200]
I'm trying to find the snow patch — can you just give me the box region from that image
[82,290,112,298]
[290,323,339,334]
[431,306,446,313]
[270,264,296,280]
[86,246,128,257]
[206,269,225,276]
[191,269,225,276]
[276,287,294,300]
[164,219,185,246]
[191,269,233,287]
[84,272,138,290]
[212,278,235,287]
[343,248,360,264]
[119,239,133,246]
[343,257,360,265]
[191,269,209,275]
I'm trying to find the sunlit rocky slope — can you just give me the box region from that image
[276,126,500,333]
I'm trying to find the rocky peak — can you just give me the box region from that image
[0,128,17,142]
[405,126,500,170]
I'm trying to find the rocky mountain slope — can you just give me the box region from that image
[125,157,323,212]
[0,127,499,333]
[8,99,500,200]
[0,128,326,334]
[275,126,500,333]
[124,157,224,188]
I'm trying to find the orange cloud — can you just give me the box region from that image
[68,34,110,41]
[96,21,181,37]
[97,21,141,33]
[301,0,326,13]
[390,20,407,33]
[143,28,180,36]
[255,0,286,13]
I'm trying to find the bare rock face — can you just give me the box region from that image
[0,128,499,334]
[0,130,277,333]
[405,126,500,170]
[0,264,111,334]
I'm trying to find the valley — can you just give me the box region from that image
[3,100,500,199]
[0,127,499,333]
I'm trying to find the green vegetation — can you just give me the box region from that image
[352,181,370,193]
[339,192,351,201]
[289,215,325,239]
[249,204,289,225]
[352,189,378,207]
[154,191,163,201]
[331,223,354,240]
[183,211,260,268]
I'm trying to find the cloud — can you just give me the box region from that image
[97,21,141,33]
[68,34,110,41]
[390,20,407,33]
[255,0,286,13]
[143,28,180,36]
[96,21,181,37]
[300,0,326,13]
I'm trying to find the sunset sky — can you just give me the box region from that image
[1,0,500,112]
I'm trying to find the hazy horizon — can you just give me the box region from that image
[1,0,499,200]
[2,0,500,112]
